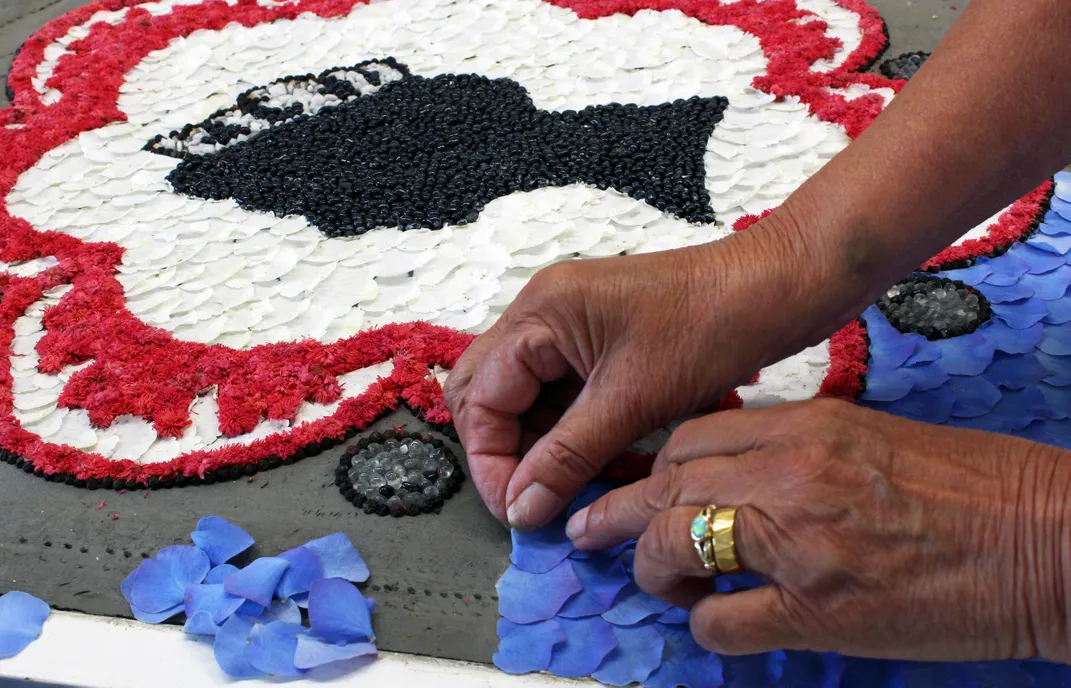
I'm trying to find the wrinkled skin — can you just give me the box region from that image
[565,400,1071,663]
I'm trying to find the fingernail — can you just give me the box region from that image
[507,482,561,530]
[565,507,588,543]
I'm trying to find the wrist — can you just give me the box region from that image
[1013,439,1071,662]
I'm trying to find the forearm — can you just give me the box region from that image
[720,0,1071,366]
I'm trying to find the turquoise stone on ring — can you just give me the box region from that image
[691,514,709,541]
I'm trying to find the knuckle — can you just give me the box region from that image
[643,464,684,512]
[543,434,600,480]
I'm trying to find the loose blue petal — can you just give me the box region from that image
[184,583,244,626]
[981,320,1044,354]
[184,610,223,636]
[0,592,49,659]
[558,554,630,618]
[601,583,672,625]
[203,564,239,585]
[548,616,617,678]
[223,557,289,608]
[130,545,210,614]
[992,299,1048,330]
[291,592,310,609]
[497,561,582,624]
[592,622,665,686]
[213,615,263,679]
[510,526,577,574]
[1021,268,1071,299]
[645,623,722,688]
[657,607,691,625]
[191,516,255,567]
[307,578,374,644]
[276,547,324,600]
[294,635,377,670]
[247,621,306,678]
[494,619,566,674]
[236,600,265,617]
[261,598,302,625]
[121,565,183,624]
[302,533,369,583]
[933,333,996,376]
[949,376,1002,418]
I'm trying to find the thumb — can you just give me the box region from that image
[504,379,641,530]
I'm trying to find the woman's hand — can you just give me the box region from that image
[565,399,1071,663]
[443,217,842,529]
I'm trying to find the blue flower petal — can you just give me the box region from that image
[494,619,566,674]
[1032,233,1071,255]
[130,545,210,614]
[657,607,691,625]
[247,621,306,677]
[983,282,1035,303]
[1051,195,1071,222]
[302,533,369,583]
[982,320,1044,354]
[903,338,941,366]
[645,623,722,688]
[121,565,183,624]
[933,333,996,376]
[949,376,1002,418]
[261,598,302,625]
[213,615,263,679]
[723,651,785,688]
[861,366,914,403]
[276,547,324,600]
[0,592,49,659]
[592,622,665,686]
[863,308,915,368]
[1021,268,1071,299]
[558,554,630,618]
[1045,298,1071,325]
[236,600,265,617]
[291,592,310,609]
[184,583,244,626]
[987,254,1031,278]
[981,271,1020,287]
[1018,245,1068,275]
[779,651,843,688]
[547,616,617,678]
[184,610,223,636]
[203,564,239,585]
[945,262,991,286]
[875,386,954,423]
[190,516,255,567]
[601,583,672,625]
[991,386,1053,430]
[984,353,1050,389]
[992,298,1048,329]
[510,526,576,574]
[567,484,611,519]
[293,635,377,670]
[839,657,905,687]
[497,561,583,624]
[223,557,289,608]
[1040,214,1071,237]
[307,578,374,644]
[1018,658,1071,687]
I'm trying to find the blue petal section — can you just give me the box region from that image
[645,624,722,688]
[294,636,377,670]
[510,527,576,574]
[307,578,374,644]
[984,353,1049,389]
[592,623,665,686]
[247,621,306,677]
[130,545,210,614]
[213,615,263,679]
[203,564,239,585]
[657,607,691,625]
[493,619,566,674]
[184,610,223,637]
[548,616,617,678]
[223,557,289,608]
[302,533,370,583]
[261,598,302,625]
[0,592,49,659]
[992,298,1048,329]
[723,651,785,688]
[190,516,255,567]
[948,376,1002,418]
[601,583,672,625]
[276,547,324,601]
[498,561,582,624]
[184,583,244,625]
[558,553,630,618]
[934,333,995,376]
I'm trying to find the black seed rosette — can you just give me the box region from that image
[335,431,464,517]
[878,51,930,81]
[877,276,991,340]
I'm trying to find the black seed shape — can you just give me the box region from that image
[164,64,727,235]
[879,51,930,81]
[877,275,990,340]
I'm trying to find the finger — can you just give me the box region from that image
[652,408,774,474]
[447,325,573,523]
[566,455,760,550]
[690,585,805,655]
[504,378,640,530]
[633,506,778,601]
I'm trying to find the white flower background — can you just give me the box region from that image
[2,0,998,464]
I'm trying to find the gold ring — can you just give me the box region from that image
[690,505,742,574]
